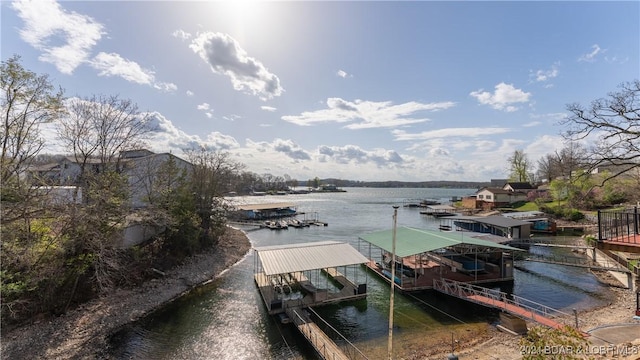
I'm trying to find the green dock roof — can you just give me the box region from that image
[359,227,522,257]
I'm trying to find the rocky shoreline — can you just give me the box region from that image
[0,226,252,360]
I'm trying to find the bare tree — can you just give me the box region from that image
[1,55,64,203]
[561,80,640,185]
[53,95,153,297]
[185,148,244,245]
[537,142,587,182]
[508,149,532,183]
[57,95,153,193]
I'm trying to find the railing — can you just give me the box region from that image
[307,307,370,360]
[286,308,348,360]
[522,253,631,273]
[433,278,572,326]
[598,207,639,243]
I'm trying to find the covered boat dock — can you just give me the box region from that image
[442,215,532,239]
[233,202,297,221]
[359,227,523,291]
[253,241,369,315]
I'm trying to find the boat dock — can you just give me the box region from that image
[419,204,457,217]
[253,241,369,359]
[359,227,523,292]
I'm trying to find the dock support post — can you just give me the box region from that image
[573,308,578,329]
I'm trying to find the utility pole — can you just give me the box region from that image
[388,205,399,359]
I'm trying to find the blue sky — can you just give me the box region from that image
[2,1,638,182]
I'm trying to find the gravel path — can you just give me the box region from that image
[0,227,252,360]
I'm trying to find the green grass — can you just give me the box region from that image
[513,202,539,212]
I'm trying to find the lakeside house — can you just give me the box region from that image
[25,149,194,247]
[462,182,535,210]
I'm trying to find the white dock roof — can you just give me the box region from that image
[254,241,369,276]
[236,202,296,211]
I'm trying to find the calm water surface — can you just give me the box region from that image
[110,188,613,359]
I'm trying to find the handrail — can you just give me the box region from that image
[308,307,370,360]
[286,308,348,360]
[433,278,572,327]
[522,253,631,273]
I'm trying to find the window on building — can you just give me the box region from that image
[486,195,492,200]
[478,195,484,199]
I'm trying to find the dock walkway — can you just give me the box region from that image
[286,308,349,360]
[433,278,578,331]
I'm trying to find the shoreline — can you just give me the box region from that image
[436,286,640,360]
[2,225,638,359]
[0,226,252,360]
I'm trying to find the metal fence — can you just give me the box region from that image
[598,206,639,243]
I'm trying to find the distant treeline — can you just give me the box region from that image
[299,179,490,189]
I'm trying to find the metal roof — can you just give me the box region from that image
[254,241,369,276]
[236,202,296,211]
[359,227,522,258]
[426,204,457,210]
[447,215,531,228]
[502,211,546,219]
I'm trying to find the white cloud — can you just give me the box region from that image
[604,55,629,64]
[470,83,531,112]
[12,0,104,74]
[522,121,542,127]
[337,69,351,78]
[89,52,176,92]
[392,127,510,141]
[186,90,194,96]
[245,138,310,162]
[282,98,455,129]
[145,112,239,152]
[317,144,405,167]
[222,114,241,122]
[578,44,604,62]
[197,103,210,110]
[189,32,284,100]
[261,106,277,112]
[524,134,564,162]
[531,63,559,82]
[172,29,192,41]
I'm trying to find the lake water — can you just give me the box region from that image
[110,187,613,359]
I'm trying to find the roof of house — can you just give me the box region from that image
[477,187,524,195]
[359,227,522,258]
[254,241,369,275]
[505,182,534,189]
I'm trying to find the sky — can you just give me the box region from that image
[2,1,639,182]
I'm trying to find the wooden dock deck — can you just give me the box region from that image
[433,279,581,332]
[287,308,349,360]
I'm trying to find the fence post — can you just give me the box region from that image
[573,308,578,329]
[635,206,638,235]
[598,210,602,240]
